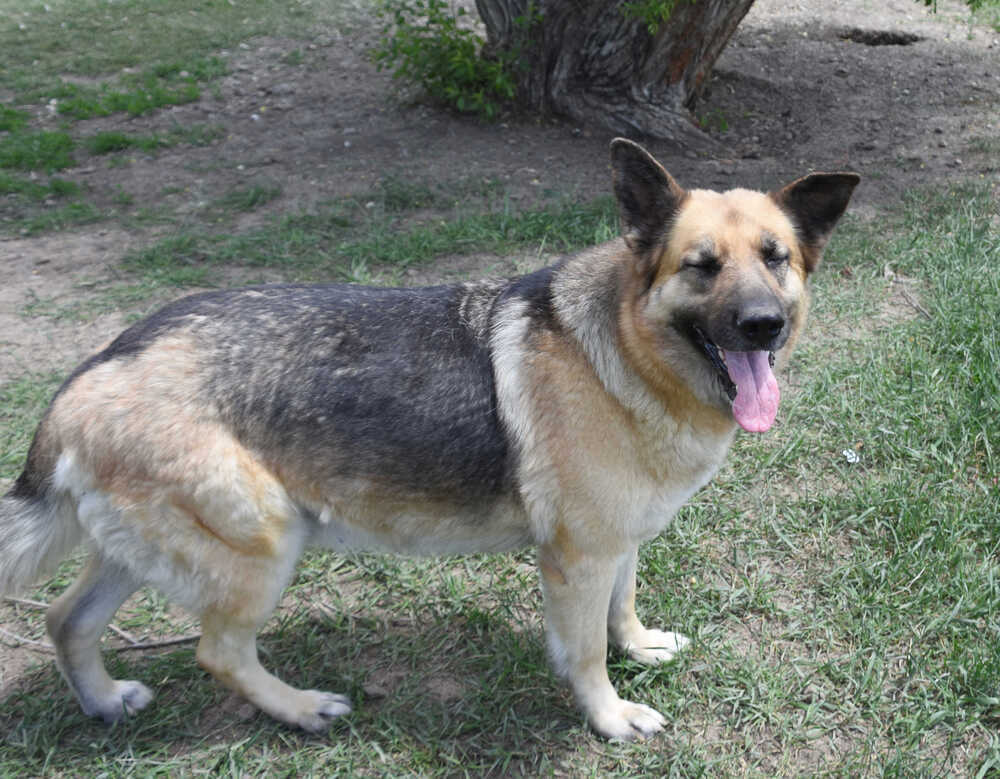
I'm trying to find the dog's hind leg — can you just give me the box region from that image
[607,546,690,665]
[195,603,351,733]
[46,554,152,722]
[174,481,352,732]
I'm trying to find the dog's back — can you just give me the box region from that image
[149,282,513,497]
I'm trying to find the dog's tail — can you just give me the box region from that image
[0,481,82,596]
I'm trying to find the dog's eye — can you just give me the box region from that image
[683,257,721,275]
[763,248,789,268]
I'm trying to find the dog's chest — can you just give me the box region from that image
[634,468,716,540]
[629,421,733,540]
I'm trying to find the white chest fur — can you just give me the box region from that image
[628,415,735,542]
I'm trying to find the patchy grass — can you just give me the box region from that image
[165,122,226,148]
[972,0,1000,31]
[211,179,284,214]
[0,171,101,235]
[85,131,166,156]
[0,173,79,200]
[20,277,168,324]
[0,0,361,96]
[83,124,227,158]
[1,185,998,775]
[51,78,201,121]
[0,374,64,481]
[0,0,367,237]
[48,57,226,120]
[0,130,75,172]
[16,201,103,235]
[0,105,29,132]
[118,194,616,288]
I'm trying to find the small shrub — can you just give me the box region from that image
[623,0,697,34]
[373,0,517,120]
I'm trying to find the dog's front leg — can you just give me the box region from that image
[607,546,690,664]
[538,542,665,741]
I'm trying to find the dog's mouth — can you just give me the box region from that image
[690,325,780,433]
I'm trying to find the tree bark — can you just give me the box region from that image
[474,0,756,146]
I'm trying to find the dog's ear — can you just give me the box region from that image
[770,172,860,273]
[610,138,686,262]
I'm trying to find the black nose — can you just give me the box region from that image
[736,310,785,348]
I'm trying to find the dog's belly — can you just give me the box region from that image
[306,493,533,556]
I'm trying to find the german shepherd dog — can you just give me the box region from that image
[0,140,857,741]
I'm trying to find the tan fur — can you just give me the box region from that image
[618,276,733,436]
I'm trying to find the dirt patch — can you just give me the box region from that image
[425,674,466,703]
[0,229,137,376]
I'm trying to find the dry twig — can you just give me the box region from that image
[896,282,932,320]
[2,596,200,653]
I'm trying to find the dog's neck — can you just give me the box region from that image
[551,242,734,438]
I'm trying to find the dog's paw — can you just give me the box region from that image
[84,680,155,723]
[624,629,690,665]
[588,699,666,742]
[295,690,352,733]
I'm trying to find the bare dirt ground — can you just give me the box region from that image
[0,0,998,734]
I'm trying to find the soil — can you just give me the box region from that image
[0,0,997,756]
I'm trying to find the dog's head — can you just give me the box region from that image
[610,138,859,433]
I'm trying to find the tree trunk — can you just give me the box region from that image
[474,0,756,146]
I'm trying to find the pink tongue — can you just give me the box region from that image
[721,350,780,433]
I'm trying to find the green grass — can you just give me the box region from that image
[0,105,29,132]
[16,201,103,235]
[1,185,997,775]
[0,170,99,235]
[48,57,226,120]
[0,172,79,200]
[0,374,64,481]
[212,179,284,213]
[21,278,175,324]
[83,124,227,158]
[118,195,617,288]
[0,0,997,771]
[0,130,75,172]
[971,0,1000,30]
[85,131,166,155]
[0,0,359,96]
[52,79,201,121]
